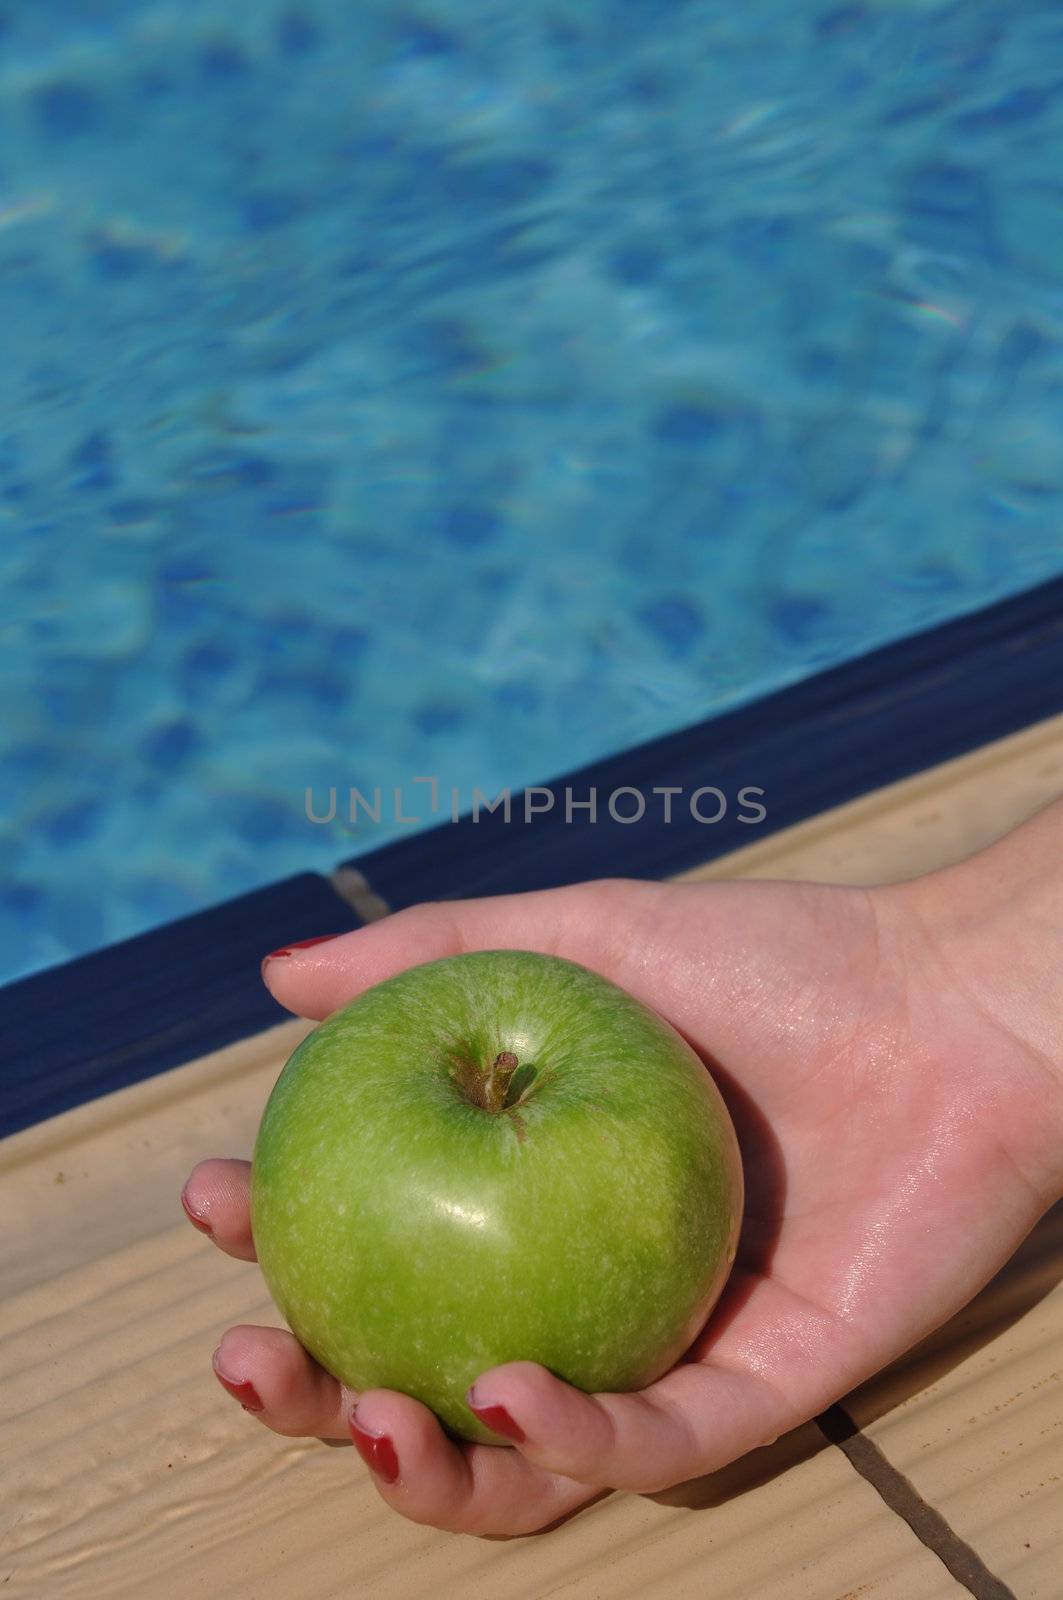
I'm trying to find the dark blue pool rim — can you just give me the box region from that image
[3,573,1062,1140]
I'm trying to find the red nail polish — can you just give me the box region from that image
[263,933,341,963]
[181,1188,213,1237]
[350,1412,400,1484]
[466,1389,526,1443]
[213,1368,264,1413]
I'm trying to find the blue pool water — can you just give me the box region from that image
[4,1,1063,984]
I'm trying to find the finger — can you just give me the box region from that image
[349,1386,599,1536]
[212,1324,353,1439]
[181,1158,255,1260]
[463,1353,782,1495]
[261,879,668,1021]
[212,1326,606,1533]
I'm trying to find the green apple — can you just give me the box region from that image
[251,949,743,1444]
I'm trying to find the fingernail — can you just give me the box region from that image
[350,1409,400,1484]
[212,1354,264,1413]
[466,1385,526,1443]
[262,933,341,970]
[181,1187,213,1238]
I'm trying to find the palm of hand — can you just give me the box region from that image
[182,876,1060,1536]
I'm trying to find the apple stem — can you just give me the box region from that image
[484,1051,519,1113]
[448,1048,526,1113]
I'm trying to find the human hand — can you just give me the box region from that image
[182,822,1063,1536]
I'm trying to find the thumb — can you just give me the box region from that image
[260,879,667,1021]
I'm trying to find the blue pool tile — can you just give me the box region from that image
[276,10,321,56]
[624,65,673,104]
[142,719,201,772]
[243,189,305,233]
[478,565,514,597]
[262,463,328,518]
[69,430,116,492]
[607,0,695,33]
[495,680,542,715]
[880,95,941,128]
[445,155,556,209]
[259,609,318,659]
[199,38,252,84]
[652,402,724,447]
[159,556,217,585]
[38,682,91,728]
[1,883,43,918]
[403,316,483,379]
[797,419,876,514]
[902,161,998,256]
[414,702,468,737]
[159,554,221,611]
[5,743,54,784]
[955,20,1008,76]
[134,67,177,102]
[394,15,460,57]
[636,595,706,657]
[605,240,663,286]
[43,799,104,849]
[180,640,240,688]
[257,664,349,711]
[769,594,832,646]
[108,497,159,528]
[85,232,156,280]
[43,887,105,953]
[440,504,501,547]
[797,344,845,385]
[896,563,963,595]
[182,453,275,492]
[328,624,369,663]
[726,214,795,271]
[954,85,1055,134]
[229,796,308,846]
[995,322,1051,377]
[815,5,868,38]
[31,79,101,139]
[999,181,1063,284]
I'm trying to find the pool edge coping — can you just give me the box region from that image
[3,572,1063,1138]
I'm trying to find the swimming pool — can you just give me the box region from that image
[4,0,1063,984]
